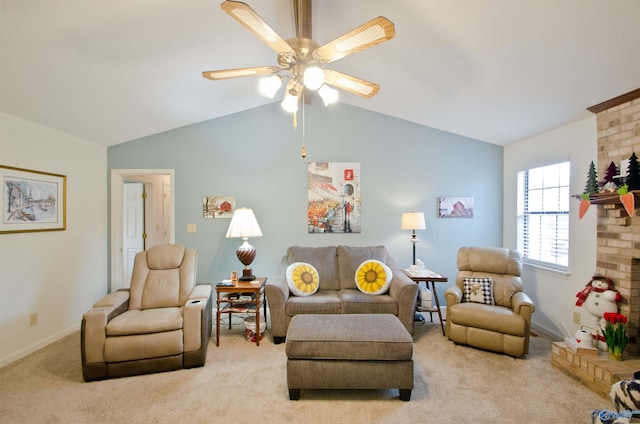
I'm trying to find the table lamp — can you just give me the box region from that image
[401,212,426,265]
[226,207,263,281]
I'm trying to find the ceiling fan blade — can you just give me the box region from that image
[202,66,280,81]
[323,70,380,98]
[221,1,295,56]
[313,16,395,64]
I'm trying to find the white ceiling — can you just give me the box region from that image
[1,0,639,147]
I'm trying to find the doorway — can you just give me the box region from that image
[123,182,145,287]
[111,169,175,292]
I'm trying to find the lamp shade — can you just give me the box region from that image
[226,208,263,239]
[401,212,426,231]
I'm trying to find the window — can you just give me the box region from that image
[517,161,570,270]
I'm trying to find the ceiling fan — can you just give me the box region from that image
[202,0,396,113]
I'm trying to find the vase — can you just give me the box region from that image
[608,346,624,361]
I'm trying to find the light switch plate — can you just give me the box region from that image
[187,224,196,233]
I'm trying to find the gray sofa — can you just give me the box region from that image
[265,245,419,343]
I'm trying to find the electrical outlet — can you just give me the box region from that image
[573,311,581,325]
[29,313,38,327]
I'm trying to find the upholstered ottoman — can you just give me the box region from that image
[285,314,414,401]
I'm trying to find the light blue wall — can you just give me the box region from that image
[108,102,503,299]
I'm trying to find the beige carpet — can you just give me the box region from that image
[0,315,613,423]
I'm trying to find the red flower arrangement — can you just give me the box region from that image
[602,312,628,361]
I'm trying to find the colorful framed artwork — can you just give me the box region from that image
[203,196,235,219]
[438,196,474,218]
[1,165,67,234]
[308,162,360,233]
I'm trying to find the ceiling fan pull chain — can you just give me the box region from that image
[301,91,307,158]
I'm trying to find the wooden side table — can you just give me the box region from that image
[215,277,267,346]
[402,269,448,335]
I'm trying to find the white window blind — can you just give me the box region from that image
[517,161,570,270]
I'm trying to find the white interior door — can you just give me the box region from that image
[123,182,145,286]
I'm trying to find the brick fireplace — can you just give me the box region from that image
[588,88,640,355]
[551,89,640,397]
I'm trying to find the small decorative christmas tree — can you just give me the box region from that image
[601,161,619,192]
[603,161,619,184]
[626,152,640,191]
[584,161,599,194]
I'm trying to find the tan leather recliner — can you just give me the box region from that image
[445,246,535,357]
[81,244,212,381]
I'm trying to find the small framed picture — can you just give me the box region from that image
[438,196,474,218]
[230,270,238,282]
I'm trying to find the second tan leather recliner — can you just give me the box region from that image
[445,246,535,357]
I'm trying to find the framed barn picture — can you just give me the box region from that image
[438,196,474,218]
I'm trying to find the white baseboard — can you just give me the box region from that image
[531,322,563,341]
[0,323,80,369]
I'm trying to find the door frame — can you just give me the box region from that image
[110,169,175,292]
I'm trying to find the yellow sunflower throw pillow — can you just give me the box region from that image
[286,262,320,297]
[355,260,392,295]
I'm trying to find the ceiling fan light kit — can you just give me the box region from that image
[302,66,324,91]
[318,84,339,106]
[259,75,283,98]
[282,91,299,113]
[203,0,395,114]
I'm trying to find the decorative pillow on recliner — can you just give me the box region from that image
[462,277,494,305]
[286,262,320,297]
[355,260,392,295]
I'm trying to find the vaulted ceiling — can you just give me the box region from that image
[1,0,639,147]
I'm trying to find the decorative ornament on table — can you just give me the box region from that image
[576,275,622,350]
[409,259,425,274]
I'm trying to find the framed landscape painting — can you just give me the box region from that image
[1,165,67,234]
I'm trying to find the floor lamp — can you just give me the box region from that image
[401,212,426,266]
[401,211,426,323]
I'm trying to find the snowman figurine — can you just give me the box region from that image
[575,275,621,349]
